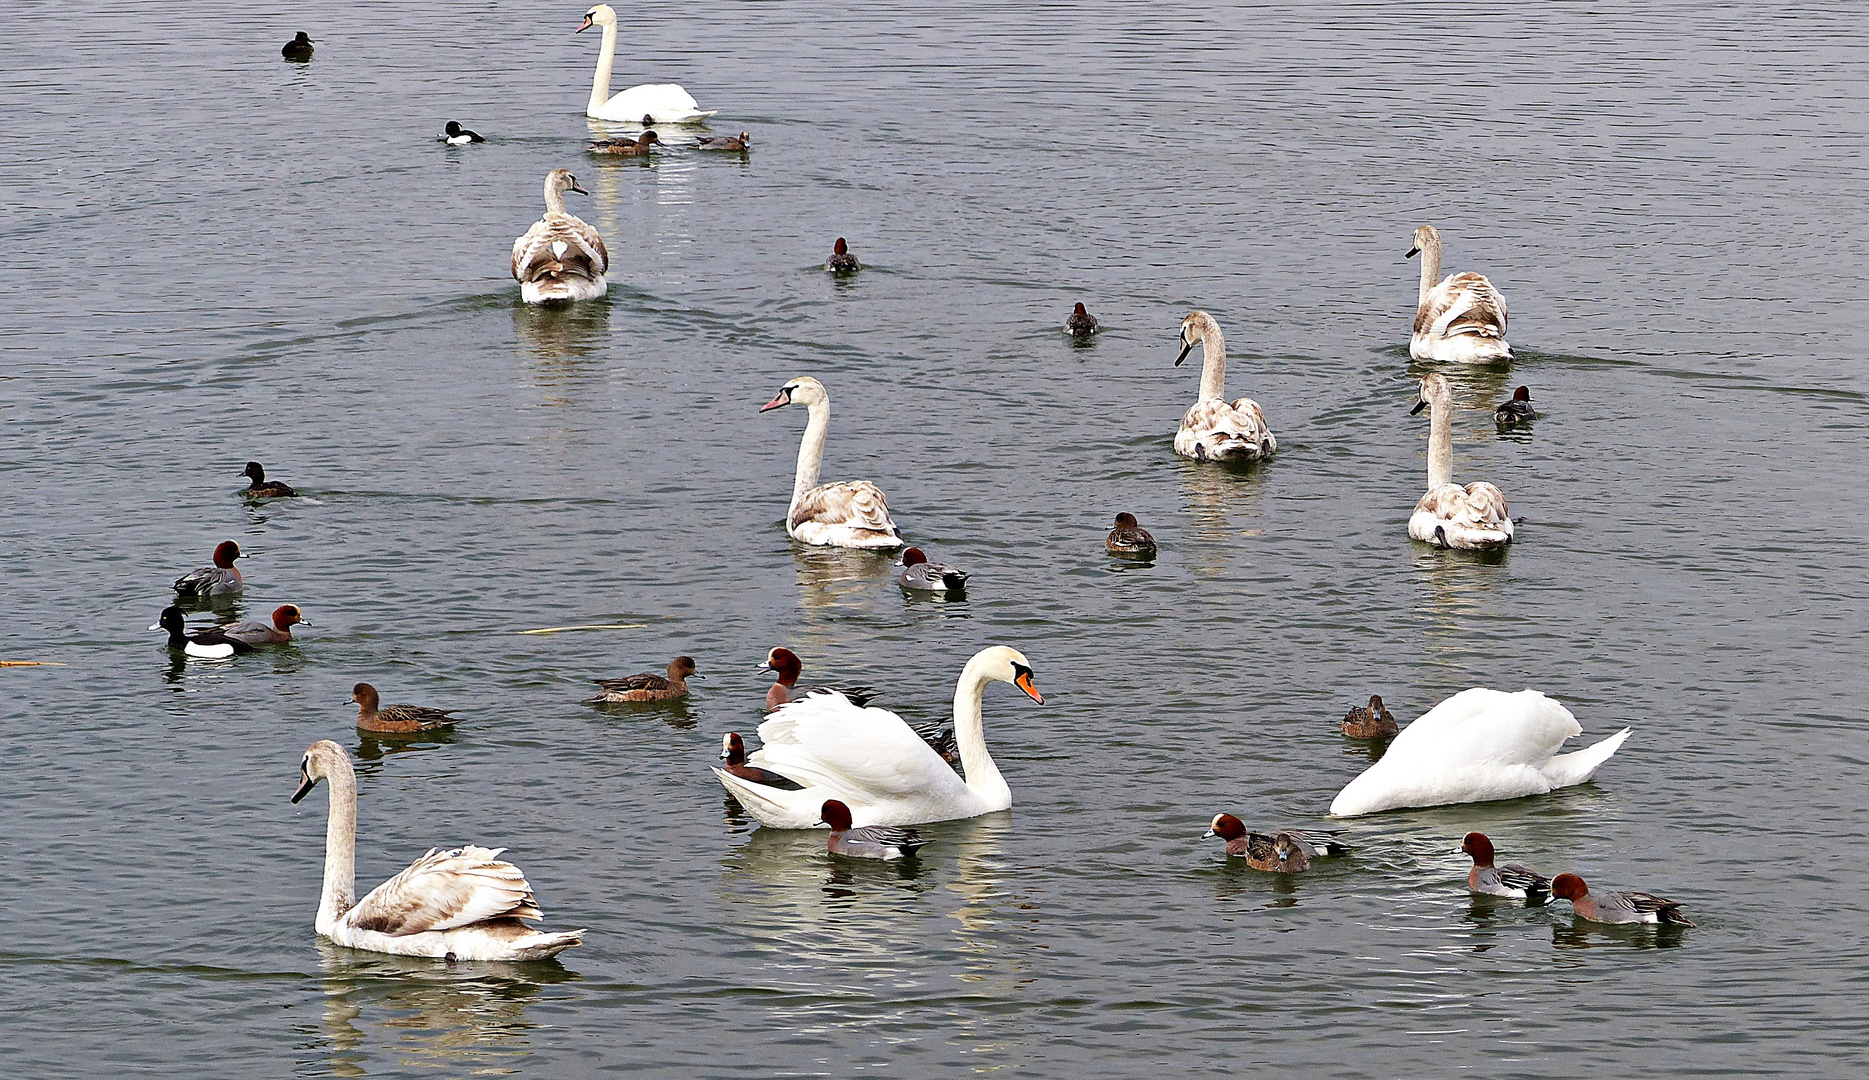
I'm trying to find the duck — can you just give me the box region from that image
[825,237,860,273]
[1495,385,1536,426]
[281,32,313,60]
[587,129,659,155]
[714,646,1042,828]
[1065,302,1098,337]
[290,740,584,959]
[1173,311,1276,462]
[242,461,295,498]
[819,800,929,860]
[898,547,968,594]
[173,541,243,596]
[1409,373,1513,549]
[718,733,800,787]
[351,683,459,735]
[1202,814,1348,873]
[221,604,307,646]
[439,121,486,145]
[151,606,254,659]
[1105,513,1157,557]
[1329,688,1631,817]
[1551,873,1694,927]
[695,131,750,151]
[759,647,877,711]
[761,377,903,548]
[589,656,698,702]
[1341,695,1399,739]
[1406,225,1512,363]
[511,169,608,304]
[1460,832,1550,899]
[578,4,714,123]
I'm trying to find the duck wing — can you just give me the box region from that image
[342,846,545,936]
[1498,863,1551,894]
[377,704,457,726]
[594,673,672,693]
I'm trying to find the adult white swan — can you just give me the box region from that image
[1173,310,1276,462]
[761,376,904,549]
[578,4,715,123]
[512,169,608,304]
[714,646,1043,827]
[1407,225,1512,363]
[290,740,584,960]
[1330,689,1630,817]
[1409,372,1512,549]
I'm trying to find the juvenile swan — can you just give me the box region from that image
[1409,373,1512,549]
[511,169,608,304]
[579,4,714,123]
[1407,225,1512,363]
[1173,311,1275,462]
[760,377,903,549]
[289,740,584,960]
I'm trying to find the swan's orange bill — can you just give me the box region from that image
[1015,670,1043,704]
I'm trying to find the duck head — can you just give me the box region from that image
[348,683,380,710]
[818,799,854,830]
[720,732,746,763]
[243,461,267,483]
[668,655,699,680]
[1203,813,1247,841]
[1460,832,1495,866]
[211,540,241,568]
[759,647,802,685]
[272,604,306,630]
[1550,873,1589,901]
[149,606,185,636]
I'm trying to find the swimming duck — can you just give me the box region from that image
[898,547,969,594]
[825,238,860,273]
[1065,302,1098,336]
[1494,385,1536,426]
[1460,832,1550,899]
[759,647,877,711]
[1329,688,1631,817]
[1407,225,1512,363]
[290,740,584,960]
[579,3,715,123]
[719,733,801,787]
[242,461,295,498]
[587,129,659,155]
[1202,815,1348,873]
[1106,513,1157,557]
[439,121,485,145]
[695,131,750,151]
[761,377,904,548]
[1174,310,1276,463]
[351,683,458,735]
[1551,873,1694,927]
[281,32,313,60]
[590,656,698,702]
[221,604,307,646]
[1409,373,1513,550]
[819,799,929,860]
[1341,695,1399,739]
[511,169,608,303]
[173,541,243,596]
[151,606,254,658]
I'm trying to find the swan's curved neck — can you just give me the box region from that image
[789,397,828,514]
[1426,391,1453,491]
[1196,323,1227,401]
[951,657,1010,806]
[1416,235,1443,308]
[543,177,569,216]
[588,21,618,115]
[316,758,358,931]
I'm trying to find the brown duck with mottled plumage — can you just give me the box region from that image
[351,683,458,735]
[1341,694,1399,739]
[590,656,698,702]
[1105,513,1156,557]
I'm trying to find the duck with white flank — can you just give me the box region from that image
[898,548,968,595]
[761,377,903,548]
[1407,224,1512,364]
[1460,832,1550,899]
[578,4,714,123]
[1105,513,1156,557]
[825,238,859,273]
[590,656,698,702]
[1065,302,1098,336]
[352,683,459,735]
[221,604,307,646]
[1409,373,1513,550]
[1203,815,1348,873]
[511,169,608,304]
[151,606,254,658]
[1341,695,1398,739]
[1551,873,1694,927]
[819,800,928,860]
[1495,385,1536,426]
[439,121,485,145]
[173,541,243,596]
[242,461,295,498]
[1173,310,1276,463]
[290,740,584,959]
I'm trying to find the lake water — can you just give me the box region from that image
[5,1,1869,1076]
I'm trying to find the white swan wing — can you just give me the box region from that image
[790,481,901,541]
[340,846,545,936]
[1420,273,1508,340]
[753,693,956,799]
[1382,689,1580,771]
[512,213,609,283]
[595,83,714,123]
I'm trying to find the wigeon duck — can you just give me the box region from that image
[1460,832,1550,899]
[173,541,243,596]
[819,799,928,860]
[351,683,458,735]
[151,606,254,659]
[1106,513,1157,557]
[1495,385,1536,426]
[1406,224,1512,364]
[898,547,969,594]
[1342,695,1399,739]
[1065,302,1098,337]
[1203,814,1348,873]
[242,461,296,498]
[825,237,860,273]
[281,31,313,60]
[719,732,801,787]
[759,647,878,711]
[1551,873,1694,927]
[439,121,486,145]
[695,131,750,151]
[590,656,698,702]
[222,604,307,646]
[587,129,659,155]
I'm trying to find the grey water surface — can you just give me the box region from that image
[4,1,1869,1076]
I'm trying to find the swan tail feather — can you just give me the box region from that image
[713,767,821,828]
[1542,727,1631,788]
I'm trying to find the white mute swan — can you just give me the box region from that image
[1409,373,1512,549]
[1407,225,1512,363]
[511,169,608,304]
[1174,311,1276,462]
[579,4,715,123]
[714,646,1043,827]
[291,740,584,960]
[1329,689,1630,817]
[761,376,904,549]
